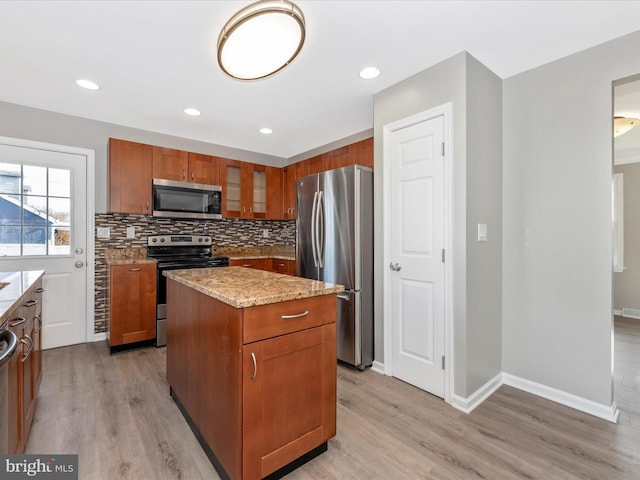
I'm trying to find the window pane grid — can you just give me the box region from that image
[0,163,71,257]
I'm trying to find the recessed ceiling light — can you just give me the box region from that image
[76,79,100,90]
[184,108,201,116]
[359,67,380,80]
[259,127,273,134]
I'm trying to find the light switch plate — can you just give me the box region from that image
[97,227,110,239]
[478,223,487,242]
[126,227,136,239]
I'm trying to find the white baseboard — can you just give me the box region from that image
[370,360,385,375]
[451,373,503,414]
[620,308,640,320]
[92,332,107,342]
[502,373,619,423]
[613,308,622,316]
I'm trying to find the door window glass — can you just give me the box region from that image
[0,162,72,256]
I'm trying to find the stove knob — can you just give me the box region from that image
[198,238,203,243]
[152,238,157,243]
[160,238,165,243]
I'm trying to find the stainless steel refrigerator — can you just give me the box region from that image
[296,165,373,370]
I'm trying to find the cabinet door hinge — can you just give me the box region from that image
[442,355,445,370]
[441,249,445,263]
[441,142,445,156]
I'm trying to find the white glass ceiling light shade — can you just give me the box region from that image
[614,116,640,137]
[217,0,305,80]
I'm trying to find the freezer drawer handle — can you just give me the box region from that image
[280,310,310,319]
[23,299,38,308]
[337,293,350,301]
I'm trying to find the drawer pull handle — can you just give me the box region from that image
[281,310,309,319]
[242,264,254,268]
[128,268,142,272]
[23,299,38,308]
[35,287,45,293]
[9,317,26,328]
[251,352,257,380]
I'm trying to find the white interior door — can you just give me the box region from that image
[0,141,88,349]
[389,115,445,397]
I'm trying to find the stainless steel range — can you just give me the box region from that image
[147,235,229,346]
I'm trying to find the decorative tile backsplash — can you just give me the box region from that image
[94,213,295,333]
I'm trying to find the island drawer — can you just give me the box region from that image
[243,294,336,344]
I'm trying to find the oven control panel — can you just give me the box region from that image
[147,235,212,246]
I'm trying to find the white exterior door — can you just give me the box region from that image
[388,115,445,397]
[0,140,89,349]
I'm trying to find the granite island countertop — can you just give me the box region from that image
[163,266,343,308]
[0,270,45,323]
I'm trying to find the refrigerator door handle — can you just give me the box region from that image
[311,191,319,267]
[317,190,325,268]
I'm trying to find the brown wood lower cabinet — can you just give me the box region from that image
[229,258,296,276]
[6,275,43,454]
[167,279,336,480]
[108,263,156,351]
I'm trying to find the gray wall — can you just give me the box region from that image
[374,52,503,398]
[465,55,503,394]
[614,163,640,312]
[0,101,285,213]
[503,30,640,406]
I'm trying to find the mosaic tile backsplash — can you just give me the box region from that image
[94,213,295,333]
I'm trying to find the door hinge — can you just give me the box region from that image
[442,355,445,370]
[441,142,445,156]
[441,249,445,263]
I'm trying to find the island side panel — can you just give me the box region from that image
[166,278,243,480]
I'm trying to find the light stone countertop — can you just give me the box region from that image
[163,266,343,309]
[104,248,157,266]
[0,270,45,324]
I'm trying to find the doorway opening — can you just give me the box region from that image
[612,73,640,417]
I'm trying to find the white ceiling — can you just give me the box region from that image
[2,1,640,160]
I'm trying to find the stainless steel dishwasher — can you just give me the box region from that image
[0,319,19,454]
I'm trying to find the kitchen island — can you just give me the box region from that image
[164,267,343,480]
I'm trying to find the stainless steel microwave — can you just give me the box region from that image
[152,178,222,220]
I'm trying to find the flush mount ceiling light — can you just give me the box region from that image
[76,79,100,90]
[184,108,201,116]
[259,127,273,134]
[614,116,640,137]
[217,0,305,80]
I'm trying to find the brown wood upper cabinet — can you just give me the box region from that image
[152,147,219,185]
[108,138,153,214]
[220,159,282,219]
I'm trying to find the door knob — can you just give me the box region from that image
[389,262,402,271]
[75,261,84,268]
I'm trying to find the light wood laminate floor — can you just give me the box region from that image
[26,318,640,479]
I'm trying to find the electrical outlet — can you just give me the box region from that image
[97,227,110,239]
[263,229,269,238]
[126,227,136,239]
